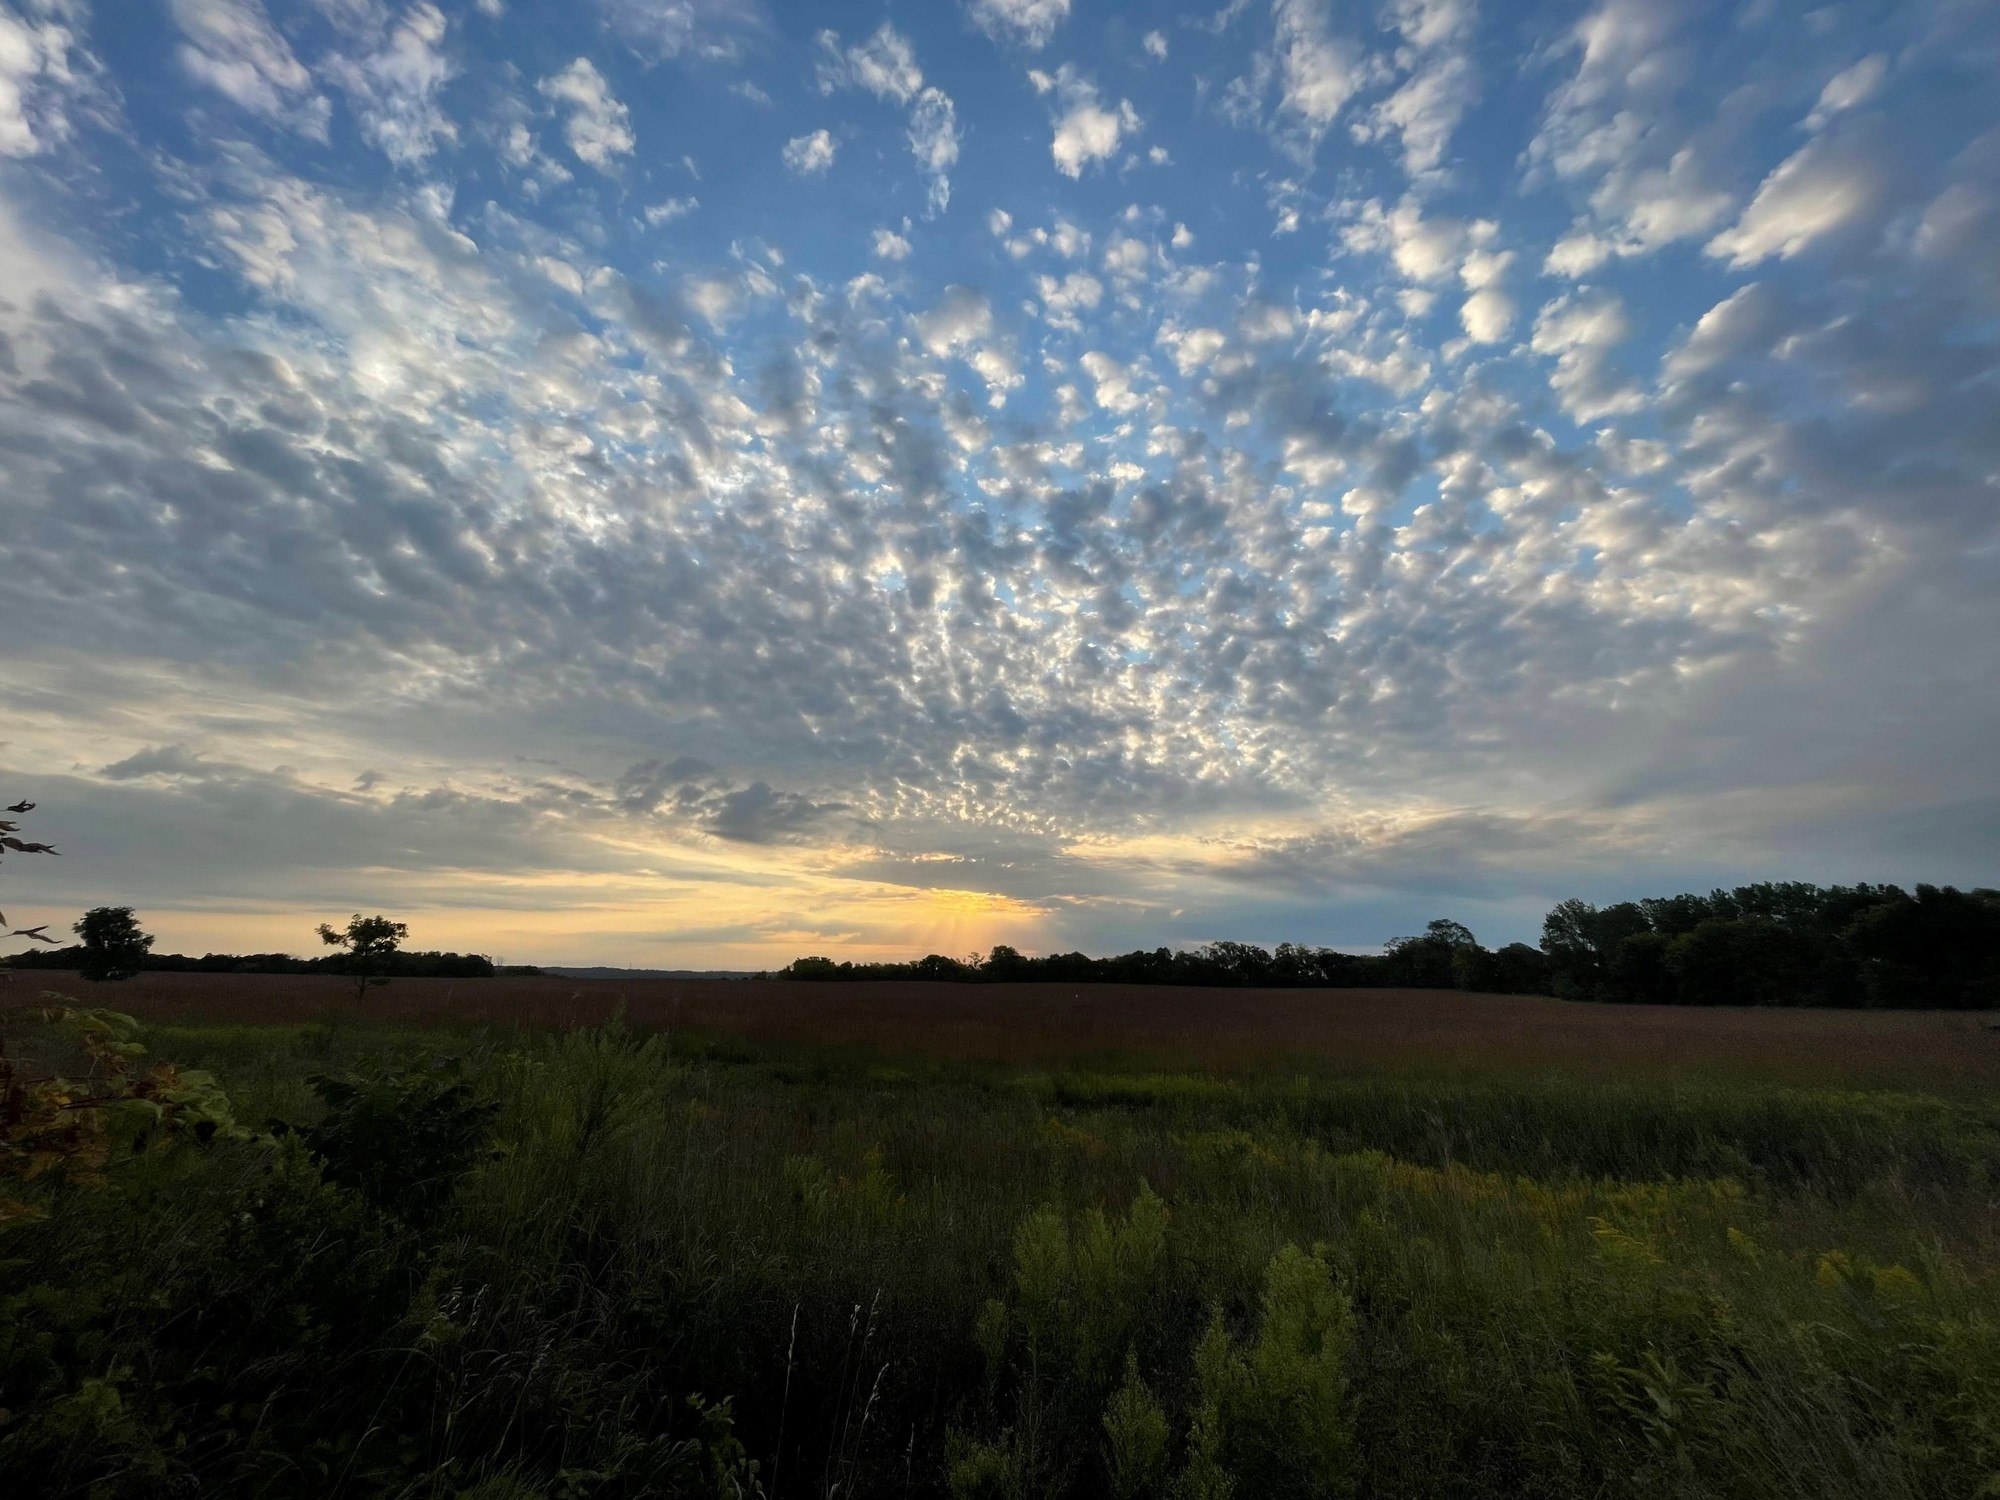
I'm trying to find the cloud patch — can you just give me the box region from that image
[538,57,634,170]
[782,127,835,174]
[1031,65,1140,178]
[169,0,329,137]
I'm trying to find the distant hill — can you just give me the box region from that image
[542,966,761,980]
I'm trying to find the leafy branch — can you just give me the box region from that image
[2,797,61,946]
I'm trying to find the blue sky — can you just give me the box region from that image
[2,0,1996,966]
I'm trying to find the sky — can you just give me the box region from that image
[1,0,1996,968]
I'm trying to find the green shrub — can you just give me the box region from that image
[1103,1352,1172,1498]
[302,1057,496,1226]
[1172,1246,1355,1499]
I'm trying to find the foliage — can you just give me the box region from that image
[0,998,248,1226]
[297,1059,498,1227]
[1180,1245,1357,1498]
[1542,882,2000,1008]
[6,1014,2000,1496]
[73,906,155,983]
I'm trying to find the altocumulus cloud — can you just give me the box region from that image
[0,0,1996,966]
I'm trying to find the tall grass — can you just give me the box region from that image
[4,1016,1998,1496]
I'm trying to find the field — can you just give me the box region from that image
[5,974,2000,1497]
[32,967,2000,1086]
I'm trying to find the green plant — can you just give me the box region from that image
[1103,1351,1171,1499]
[1171,1246,1356,1499]
[301,1057,497,1227]
[0,999,248,1225]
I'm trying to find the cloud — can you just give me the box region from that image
[537,57,634,170]
[101,744,218,781]
[965,0,1069,50]
[907,87,958,213]
[1351,0,1477,177]
[616,759,850,844]
[914,284,1020,400]
[1456,243,1513,340]
[702,781,851,844]
[1341,195,1471,283]
[325,2,457,167]
[3,0,1998,966]
[1357,51,1470,177]
[818,23,957,213]
[1459,287,1513,343]
[782,127,835,174]
[644,195,698,224]
[1033,65,1141,178]
[0,4,88,157]
[1524,0,1740,257]
[1143,29,1168,62]
[1035,269,1102,328]
[169,0,330,137]
[1530,289,1639,420]
[1805,53,1887,132]
[596,0,768,62]
[1705,134,1883,267]
[1543,226,1613,277]
[1080,349,1143,413]
[817,21,922,104]
[1273,0,1362,131]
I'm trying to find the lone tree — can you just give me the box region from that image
[75,907,154,982]
[2,798,61,951]
[317,913,409,1002]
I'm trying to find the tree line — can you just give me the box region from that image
[3,906,509,983]
[779,929,1554,994]
[779,881,2000,1008]
[7,942,502,981]
[1539,881,1998,1008]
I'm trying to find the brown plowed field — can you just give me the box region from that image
[15,968,2000,1086]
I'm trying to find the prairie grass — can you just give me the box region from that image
[4,1011,1998,1497]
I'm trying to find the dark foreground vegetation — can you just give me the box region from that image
[6,998,2000,1498]
[782,881,2000,1009]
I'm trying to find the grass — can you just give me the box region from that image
[4,998,2000,1497]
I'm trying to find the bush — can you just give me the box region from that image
[300,1058,497,1227]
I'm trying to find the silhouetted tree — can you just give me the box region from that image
[74,907,153,982]
[1605,931,1674,1004]
[1665,917,1829,1007]
[1426,919,1478,950]
[1841,885,2000,1009]
[1638,893,1715,937]
[1541,900,1650,998]
[984,944,1030,980]
[317,914,409,1003]
[1383,922,1469,988]
[1486,943,1553,995]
